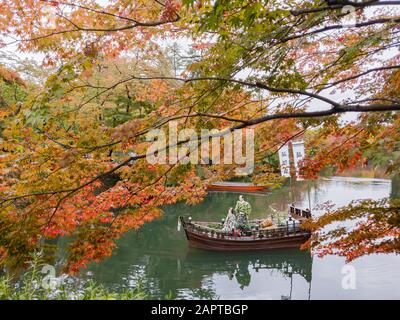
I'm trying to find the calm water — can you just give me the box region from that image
[80,177,400,299]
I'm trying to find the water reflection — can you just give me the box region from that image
[181,249,312,299]
[79,177,399,299]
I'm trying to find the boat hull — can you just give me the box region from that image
[206,185,268,192]
[185,230,311,251]
[180,205,312,252]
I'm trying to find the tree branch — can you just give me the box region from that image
[2,102,399,205]
[291,1,400,16]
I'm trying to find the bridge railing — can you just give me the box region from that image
[289,205,312,219]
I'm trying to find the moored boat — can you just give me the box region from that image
[180,206,311,251]
[206,182,268,193]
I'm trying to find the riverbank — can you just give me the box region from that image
[0,253,146,300]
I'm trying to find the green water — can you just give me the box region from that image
[79,177,400,299]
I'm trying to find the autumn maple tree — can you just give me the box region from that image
[0,0,399,272]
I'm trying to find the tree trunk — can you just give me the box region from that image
[390,175,400,199]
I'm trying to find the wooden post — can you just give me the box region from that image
[288,140,296,181]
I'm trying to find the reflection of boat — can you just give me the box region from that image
[207,182,268,193]
[180,206,311,251]
[183,247,313,285]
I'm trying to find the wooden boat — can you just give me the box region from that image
[180,206,311,251]
[206,182,268,193]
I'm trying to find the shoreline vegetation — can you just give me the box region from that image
[0,253,146,300]
[320,166,390,179]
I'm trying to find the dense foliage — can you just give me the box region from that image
[0,0,399,272]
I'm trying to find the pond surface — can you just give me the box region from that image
[80,176,400,299]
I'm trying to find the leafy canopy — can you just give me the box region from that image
[0,0,399,271]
